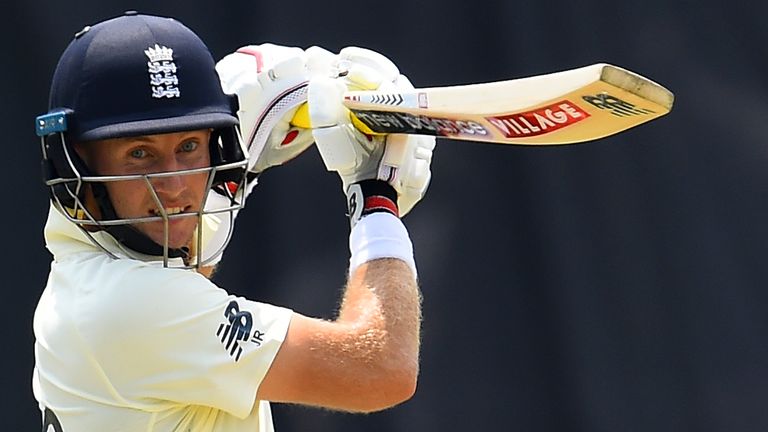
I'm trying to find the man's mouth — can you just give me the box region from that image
[149,206,189,216]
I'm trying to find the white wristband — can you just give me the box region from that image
[348,212,417,278]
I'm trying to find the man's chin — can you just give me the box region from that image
[142,226,197,251]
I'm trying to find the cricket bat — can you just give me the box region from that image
[291,63,673,145]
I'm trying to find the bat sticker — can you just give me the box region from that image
[486,101,590,138]
[351,109,490,138]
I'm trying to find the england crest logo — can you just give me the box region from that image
[145,44,180,99]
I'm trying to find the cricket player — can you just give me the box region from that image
[33,12,435,431]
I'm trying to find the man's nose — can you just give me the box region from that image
[149,157,186,195]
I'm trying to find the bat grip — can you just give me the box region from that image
[289,102,382,136]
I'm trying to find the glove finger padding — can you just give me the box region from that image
[380,135,435,216]
[217,44,331,174]
[337,46,400,91]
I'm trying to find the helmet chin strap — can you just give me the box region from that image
[90,182,190,259]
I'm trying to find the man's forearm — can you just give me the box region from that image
[339,257,421,364]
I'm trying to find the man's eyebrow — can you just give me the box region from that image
[116,132,207,145]
[115,136,155,144]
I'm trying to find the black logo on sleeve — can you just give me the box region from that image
[216,301,265,362]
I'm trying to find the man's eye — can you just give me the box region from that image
[180,140,198,152]
[130,148,148,158]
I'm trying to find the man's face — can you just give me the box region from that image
[78,129,212,249]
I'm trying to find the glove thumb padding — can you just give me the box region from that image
[307,77,347,129]
[309,76,382,177]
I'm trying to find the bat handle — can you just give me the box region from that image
[289,102,382,136]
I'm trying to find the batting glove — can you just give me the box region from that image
[309,47,436,222]
[217,43,336,175]
[199,44,336,267]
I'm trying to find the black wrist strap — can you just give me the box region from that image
[347,180,399,227]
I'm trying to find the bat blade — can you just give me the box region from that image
[341,63,673,145]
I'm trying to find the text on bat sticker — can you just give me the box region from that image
[486,101,590,138]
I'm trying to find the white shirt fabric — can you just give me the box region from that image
[33,205,293,431]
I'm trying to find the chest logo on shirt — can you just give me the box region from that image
[216,301,265,361]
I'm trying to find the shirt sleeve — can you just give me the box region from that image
[77,263,293,419]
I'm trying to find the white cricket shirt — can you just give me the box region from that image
[33,205,293,431]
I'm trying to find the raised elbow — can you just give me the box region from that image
[391,368,418,405]
[351,365,419,413]
[382,367,419,408]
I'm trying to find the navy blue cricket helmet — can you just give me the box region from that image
[36,12,248,266]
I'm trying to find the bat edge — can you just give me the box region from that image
[600,64,675,111]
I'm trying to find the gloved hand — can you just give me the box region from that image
[199,44,336,268]
[216,43,335,174]
[308,47,436,221]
